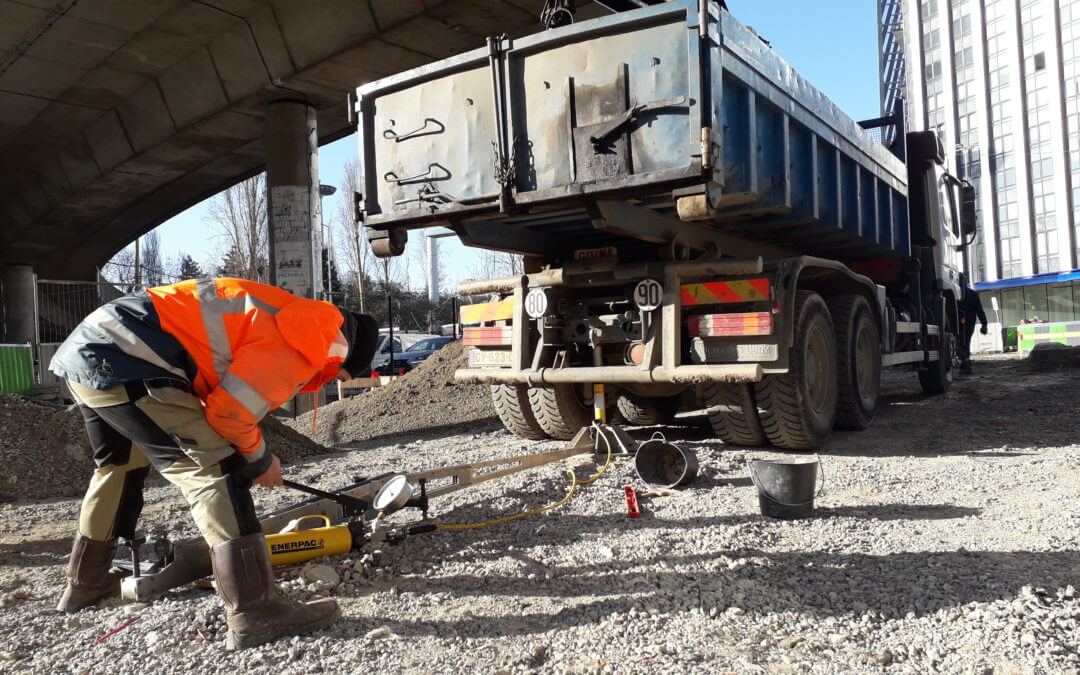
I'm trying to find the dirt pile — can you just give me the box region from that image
[288,341,498,447]
[1024,342,1080,371]
[0,395,93,502]
[0,394,333,502]
[261,415,334,463]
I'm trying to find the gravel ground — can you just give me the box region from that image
[0,353,1078,673]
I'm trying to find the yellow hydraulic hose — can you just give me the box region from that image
[436,424,614,531]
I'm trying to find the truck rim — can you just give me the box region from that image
[806,322,835,414]
[855,321,877,400]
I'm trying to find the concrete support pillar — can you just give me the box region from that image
[1,264,36,345]
[265,100,322,299]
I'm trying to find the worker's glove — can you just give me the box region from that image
[980,324,988,335]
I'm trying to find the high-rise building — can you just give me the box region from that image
[885,0,1080,326]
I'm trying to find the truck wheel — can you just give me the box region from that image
[616,393,681,426]
[528,384,593,440]
[491,385,548,440]
[754,291,838,449]
[828,295,881,430]
[702,382,766,446]
[918,317,955,394]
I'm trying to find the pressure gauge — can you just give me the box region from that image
[372,475,415,513]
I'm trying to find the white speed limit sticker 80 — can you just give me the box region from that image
[633,279,664,311]
[524,288,548,318]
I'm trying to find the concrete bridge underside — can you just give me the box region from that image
[0,0,564,281]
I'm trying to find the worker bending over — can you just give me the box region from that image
[49,277,377,650]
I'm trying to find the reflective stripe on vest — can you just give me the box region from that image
[220,372,270,418]
[197,278,232,378]
[196,278,279,378]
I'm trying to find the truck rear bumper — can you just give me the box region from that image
[455,364,762,386]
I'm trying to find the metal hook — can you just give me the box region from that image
[383,163,450,185]
[382,118,445,142]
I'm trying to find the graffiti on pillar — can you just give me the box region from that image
[270,185,314,298]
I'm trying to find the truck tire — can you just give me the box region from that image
[918,317,955,394]
[491,385,548,440]
[616,393,681,426]
[702,382,767,446]
[828,295,881,430]
[528,384,593,440]
[754,291,838,449]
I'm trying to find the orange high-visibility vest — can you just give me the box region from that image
[146,278,347,464]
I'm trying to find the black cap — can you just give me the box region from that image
[338,309,380,378]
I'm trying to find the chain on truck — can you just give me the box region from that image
[350,0,977,451]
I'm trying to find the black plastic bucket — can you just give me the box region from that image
[746,456,823,519]
[634,433,698,488]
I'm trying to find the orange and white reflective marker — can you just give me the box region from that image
[687,312,773,337]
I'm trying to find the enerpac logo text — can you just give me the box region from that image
[270,538,325,554]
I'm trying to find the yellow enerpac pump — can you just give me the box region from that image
[265,515,353,566]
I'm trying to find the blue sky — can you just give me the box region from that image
[157,0,879,287]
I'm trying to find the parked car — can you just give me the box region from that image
[402,336,456,369]
[369,331,437,375]
[381,336,457,375]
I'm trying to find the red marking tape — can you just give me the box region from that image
[624,485,641,519]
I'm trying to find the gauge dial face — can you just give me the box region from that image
[373,474,412,511]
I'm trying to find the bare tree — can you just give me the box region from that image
[102,245,138,286]
[467,249,525,281]
[141,230,164,286]
[335,159,374,310]
[206,175,268,281]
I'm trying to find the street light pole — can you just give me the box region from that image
[318,184,337,301]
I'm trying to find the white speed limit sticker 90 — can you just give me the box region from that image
[524,288,548,318]
[633,279,664,311]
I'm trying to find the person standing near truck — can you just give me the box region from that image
[48,277,378,650]
[958,282,989,374]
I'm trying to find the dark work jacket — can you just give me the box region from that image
[49,293,197,389]
[958,287,988,327]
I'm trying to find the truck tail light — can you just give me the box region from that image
[688,312,773,337]
[463,326,513,346]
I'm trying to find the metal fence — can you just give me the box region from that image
[35,279,143,344]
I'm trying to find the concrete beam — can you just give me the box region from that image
[0,0,555,278]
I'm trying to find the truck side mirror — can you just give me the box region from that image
[959,183,977,238]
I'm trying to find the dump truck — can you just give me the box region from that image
[348,0,976,448]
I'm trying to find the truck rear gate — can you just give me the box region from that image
[354,0,909,262]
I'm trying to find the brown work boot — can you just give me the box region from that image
[57,533,123,612]
[210,533,340,650]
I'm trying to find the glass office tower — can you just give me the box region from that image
[882,0,1080,325]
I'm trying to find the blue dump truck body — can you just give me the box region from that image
[354,0,909,260]
[353,0,969,451]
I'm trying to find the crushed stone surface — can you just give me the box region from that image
[0,394,332,503]
[286,341,498,448]
[0,354,1077,673]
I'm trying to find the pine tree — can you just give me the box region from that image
[216,245,248,278]
[178,254,204,280]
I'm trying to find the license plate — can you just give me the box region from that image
[690,338,778,363]
[574,246,617,260]
[468,348,513,368]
